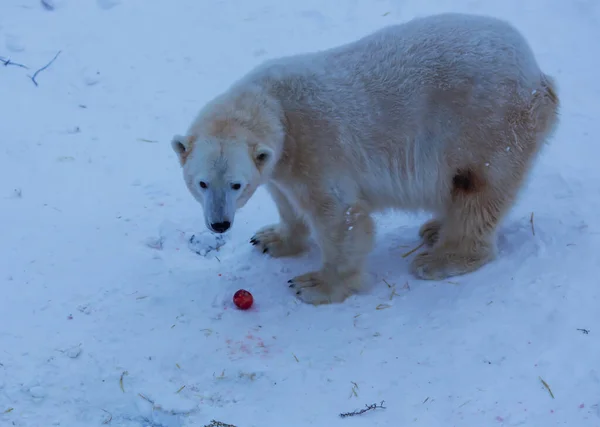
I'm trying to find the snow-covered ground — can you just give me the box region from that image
[1,0,599,426]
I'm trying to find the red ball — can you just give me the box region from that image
[233,289,253,310]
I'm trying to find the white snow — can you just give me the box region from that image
[1,0,599,426]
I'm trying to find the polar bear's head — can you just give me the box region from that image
[171,131,278,234]
[171,86,285,234]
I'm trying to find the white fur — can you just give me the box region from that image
[171,13,560,304]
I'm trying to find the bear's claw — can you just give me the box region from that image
[287,279,301,294]
[249,224,309,258]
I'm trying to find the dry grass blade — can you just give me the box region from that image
[349,381,359,398]
[401,242,425,258]
[176,385,186,394]
[4,408,14,414]
[530,212,535,236]
[376,303,391,310]
[138,393,155,404]
[539,376,554,399]
[119,371,128,393]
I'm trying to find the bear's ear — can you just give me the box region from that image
[254,145,275,169]
[171,134,188,155]
[171,134,194,165]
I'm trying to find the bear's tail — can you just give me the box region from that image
[529,72,560,144]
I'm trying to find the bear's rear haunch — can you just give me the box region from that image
[171,12,560,305]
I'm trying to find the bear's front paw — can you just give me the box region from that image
[287,271,358,305]
[250,224,308,258]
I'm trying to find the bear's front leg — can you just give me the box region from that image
[288,201,375,305]
[250,183,311,258]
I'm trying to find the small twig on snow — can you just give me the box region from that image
[530,212,535,236]
[29,50,61,86]
[577,328,590,335]
[0,56,28,69]
[101,409,112,424]
[204,421,237,427]
[339,400,386,418]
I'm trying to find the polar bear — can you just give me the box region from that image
[171,12,560,305]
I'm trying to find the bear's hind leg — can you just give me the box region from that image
[289,200,375,305]
[410,166,520,280]
[250,183,311,257]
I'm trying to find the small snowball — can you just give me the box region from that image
[97,0,121,10]
[82,69,101,86]
[41,0,69,11]
[5,34,25,53]
[145,236,164,250]
[66,345,82,358]
[188,232,226,257]
[29,386,47,398]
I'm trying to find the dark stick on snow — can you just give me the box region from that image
[577,328,590,335]
[40,0,55,11]
[29,50,62,86]
[0,56,28,69]
[339,400,386,418]
[204,421,236,427]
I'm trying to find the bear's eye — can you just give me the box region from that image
[256,152,268,162]
[199,181,208,189]
[231,183,242,191]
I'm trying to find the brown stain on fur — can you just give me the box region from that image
[452,168,484,196]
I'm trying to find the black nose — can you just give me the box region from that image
[211,221,231,233]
